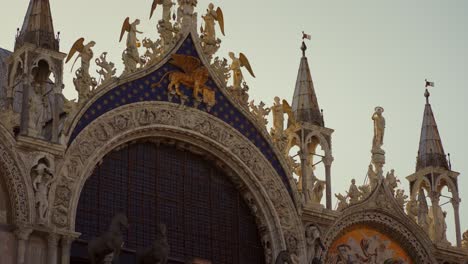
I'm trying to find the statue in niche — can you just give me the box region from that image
[136,224,169,264]
[66,38,97,103]
[335,193,348,211]
[371,106,385,152]
[31,160,54,223]
[229,52,255,89]
[305,224,325,264]
[385,169,399,195]
[285,235,299,264]
[429,203,449,243]
[88,213,128,264]
[347,179,361,205]
[417,189,430,233]
[120,18,144,74]
[28,82,46,137]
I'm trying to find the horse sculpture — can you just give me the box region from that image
[136,224,169,264]
[88,213,129,264]
[275,250,294,264]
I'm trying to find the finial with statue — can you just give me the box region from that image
[66,38,97,103]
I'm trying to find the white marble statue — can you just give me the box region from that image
[372,106,385,151]
[305,224,325,263]
[417,189,430,233]
[367,164,379,191]
[311,180,326,204]
[32,162,54,223]
[28,83,46,137]
[271,97,285,136]
[347,179,361,205]
[120,18,144,73]
[385,169,399,195]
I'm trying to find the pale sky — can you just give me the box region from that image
[1,0,467,244]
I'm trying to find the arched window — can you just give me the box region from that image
[72,141,265,264]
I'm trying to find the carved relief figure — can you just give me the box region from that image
[31,161,54,223]
[305,224,325,264]
[372,106,385,151]
[228,52,255,89]
[120,18,144,73]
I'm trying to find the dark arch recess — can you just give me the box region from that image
[71,140,265,264]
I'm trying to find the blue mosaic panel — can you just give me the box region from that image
[69,35,294,199]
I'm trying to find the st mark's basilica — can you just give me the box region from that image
[0,0,467,263]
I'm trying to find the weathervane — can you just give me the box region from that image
[301,31,311,56]
[424,79,435,104]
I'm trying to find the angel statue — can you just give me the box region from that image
[201,3,225,45]
[228,52,255,89]
[150,0,174,24]
[120,17,144,74]
[66,38,97,102]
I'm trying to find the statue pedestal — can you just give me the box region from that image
[371,148,386,177]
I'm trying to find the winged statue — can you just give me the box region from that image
[120,17,143,73]
[228,52,255,89]
[201,3,225,45]
[150,0,174,23]
[66,38,96,77]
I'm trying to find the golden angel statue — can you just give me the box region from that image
[120,17,144,73]
[228,52,255,89]
[150,0,174,23]
[66,38,96,79]
[201,3,224,45]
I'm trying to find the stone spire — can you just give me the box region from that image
[15,0,59,51]
[291,41,324,126]
[416,89,449,171]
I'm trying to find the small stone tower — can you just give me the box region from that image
[406,87,462,247]
[287,41,334,209]
[5,0,65,142]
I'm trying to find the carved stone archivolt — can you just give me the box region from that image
[50,101,306,263]
[323,184,437,263]
[0,126,32,225]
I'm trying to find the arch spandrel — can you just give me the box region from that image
[64,32,298,206]
[51,102,307,263]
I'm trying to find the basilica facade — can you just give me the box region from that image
[0,1,467,264]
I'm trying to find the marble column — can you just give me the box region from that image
[14,227,33,264]
[430,192,441,242]
[324,155,333,210]
[452,198,462,247]
[299,150,309,204]
[60,236,74,264]
[48,233,59,264]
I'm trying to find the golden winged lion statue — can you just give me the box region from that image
[151,54,215,106]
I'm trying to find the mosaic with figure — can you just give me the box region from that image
[327,225,413,264]
[68,35,293,198]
